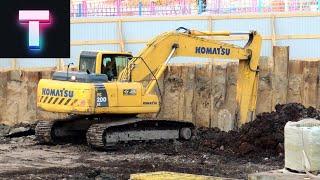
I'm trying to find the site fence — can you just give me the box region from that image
[0,12,319,69]
[71,0,320,17]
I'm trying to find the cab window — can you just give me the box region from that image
[101,56,115,81]
[79,55,96,73]
[115,56,128,73]
[101,55,131,81]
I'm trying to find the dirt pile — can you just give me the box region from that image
[197,103,320,157]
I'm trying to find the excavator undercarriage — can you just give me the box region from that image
[35,116,194,149]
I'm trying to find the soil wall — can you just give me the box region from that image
[0,47,319,130]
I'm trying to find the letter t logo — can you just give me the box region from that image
[19,10,50,50]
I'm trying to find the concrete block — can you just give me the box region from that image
[248,169,315,180]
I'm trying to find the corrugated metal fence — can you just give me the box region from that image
[0,12,319,69]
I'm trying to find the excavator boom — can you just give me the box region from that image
[119,27,262,124]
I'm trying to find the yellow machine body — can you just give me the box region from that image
[38,80,159,114]
[37,28,262,125]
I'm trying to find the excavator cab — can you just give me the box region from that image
[78,51,133,81]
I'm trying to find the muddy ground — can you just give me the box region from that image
[0,136,281,180]
[0,103,318,179]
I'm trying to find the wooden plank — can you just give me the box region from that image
[5,81,20,125]
[318,63,320,110]
[277,34,320,40]
[194,64,212,127]
[302,61,318,107]
[179,65,195,122]
[287,61,304,104]
[177,65,185,120]
[218,62,238,130]
[70,34,320,46]
[23,71,41,123]
[159,66,182,120]
[272,46,289,109]
[40,70,54,79]
[210,64,227,128]
[117,19,125,52]
[71,40,119,46]
[0,71,8,124]
[271,15,276,47]
[256,57,273,114]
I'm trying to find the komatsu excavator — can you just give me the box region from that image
[36,27,262,149]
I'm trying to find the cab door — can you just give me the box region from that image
[117,82,142,107]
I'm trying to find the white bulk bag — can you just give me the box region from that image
[285,118,320,172]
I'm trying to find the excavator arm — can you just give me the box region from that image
[119,27,262,125]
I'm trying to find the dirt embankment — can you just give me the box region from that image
[195,103,320,157]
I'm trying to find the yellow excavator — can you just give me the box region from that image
[36,27,262,149]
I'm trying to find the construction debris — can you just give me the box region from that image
[6,126,34,138]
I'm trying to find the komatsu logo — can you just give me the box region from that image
[42,88,74,98]
[195,46,231,55]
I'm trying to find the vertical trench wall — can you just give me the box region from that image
[0,47,319,130]
[157,46,320,131]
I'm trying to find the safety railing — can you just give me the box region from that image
[71,0,320,17]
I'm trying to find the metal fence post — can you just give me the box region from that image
[11,59,17,70]
[198,0,203,14]
[116,0,121,16]
[77,3,82,17]
[82,0,87,17]
[139,1,142,16]
[258,0,262,12]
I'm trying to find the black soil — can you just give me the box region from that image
[118,103,320,160]
[0,103,319,179]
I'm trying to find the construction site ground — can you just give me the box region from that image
[0,103,318,179]
[0,136,282,180]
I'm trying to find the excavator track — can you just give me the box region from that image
[35,121,56,144]
[86,123,107,149]
[86,118,194,149]
[35,116,194,149]
[35,116,93,144]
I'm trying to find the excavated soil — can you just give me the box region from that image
[0,103,318,179]
[195,103,320,157]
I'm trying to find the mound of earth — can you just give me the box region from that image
[196,103,320,157]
